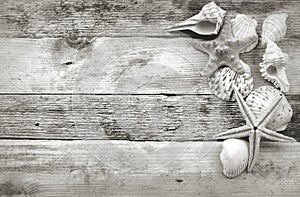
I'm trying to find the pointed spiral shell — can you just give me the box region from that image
[168,1,226,35]
[259,41,290,92]
[261,13,288,46]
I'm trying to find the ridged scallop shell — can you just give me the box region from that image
[246,86,293,131]
[220,139,249,179]
[231,14,258,53]
[208,65,254,101]
[260,41,290,92]
[261,13,288,46]
[168,1,226,35]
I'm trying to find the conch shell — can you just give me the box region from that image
[231,14,258,53]
[168,1,226,35]
[260,41,290,92]
[261,13,288,46]
[246,86,293,131]
[220,139,249,179]
[208,65,254,101]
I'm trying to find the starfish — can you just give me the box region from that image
[213,87,296,172]
[192,17,257,78]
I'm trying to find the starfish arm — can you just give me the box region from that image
[257,95,283,127]
[200,59,219,77]
[192,39,214,54]
[212,125,251,139]
[192,39,210,54]
[234,88,258,127]
[247,130,261,172]
[236,35,258,54]
[218,17,232,40]
[258,127,297,142]
[232,59,251,76]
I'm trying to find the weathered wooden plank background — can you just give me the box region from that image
[0,0,299,196]
[1,37,300,94]
[0,141,299,196]
[0,0,299,38]
[0,95,299,141]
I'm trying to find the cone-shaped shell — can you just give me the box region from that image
[168,1,226,35]
[208,65,254,101]
[220,139,249,179]
[259,41,290,92]
[261,13,288,46]
[231,14,258,53]
[246,86,293,131]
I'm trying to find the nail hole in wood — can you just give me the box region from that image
[176,179,184,183]
[63,61,73,65]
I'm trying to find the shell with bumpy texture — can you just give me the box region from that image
[231,14,258,53]
[259,41,290,93]
[261,13,288,46]
[246,86,293,131]
[168,1,226,35]
[208,64,254,101]
[220,139,249,179]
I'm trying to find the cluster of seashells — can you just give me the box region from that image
[260,13,290,93]
[221,86,293,178]
[168,2,293,178]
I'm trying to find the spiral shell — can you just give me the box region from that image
[168,1,226,35]
[261,13,288,46]
[260,41,290,92]
[246,86,293,131]
[208,65,254,101]
[231,14,258,53]
[220,139,249,179]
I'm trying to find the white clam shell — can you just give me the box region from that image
[168,1,226,35]
[231,14,258,53]
[208,64,254,101]
[261,13,288,46]
[246,86,293,131]
[259,41,290,92]
[220,139,249,179]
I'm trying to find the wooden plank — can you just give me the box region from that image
[0,95,299,141]
[1,37,300,94]
[0,140,299,196]
[0,0,299,38]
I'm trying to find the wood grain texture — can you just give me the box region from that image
[0,140,299,196]
[0,95,299,141]
[0,0,299,38]
[0,0,300,195]
[1,37,300,94]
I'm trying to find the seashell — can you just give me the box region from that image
[208,64,254,101]
[261,13,288,46]
[168,1,226,35]
[220,139,249,179]
[231,14,258,53]
[260,41,290,92]
[246,86,293,131]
